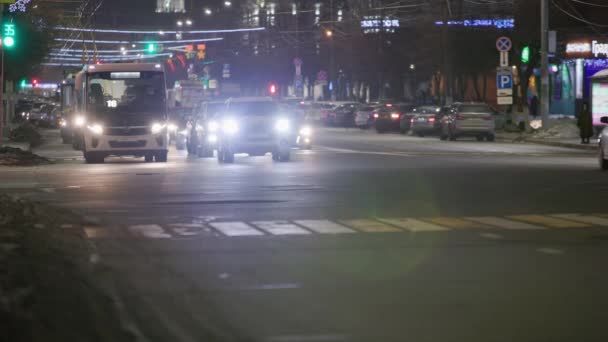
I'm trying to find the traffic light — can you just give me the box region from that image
[269,83,277,95]
[3,23,16,48]
[521,46,530,63]
[32,79,39,87]
[19,79,26,89]
[146,43,157,54]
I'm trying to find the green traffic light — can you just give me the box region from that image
[3,36,14,48]
[146,43,156,53]
[521,46,530,63]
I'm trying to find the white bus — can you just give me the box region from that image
[74,63,169,163]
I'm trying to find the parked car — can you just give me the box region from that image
[599,116,608,170]
[439,102,496,141]
[355,105,379,129]
[327,103,360,127]
[375,103,413,133]
[409,106,443,137]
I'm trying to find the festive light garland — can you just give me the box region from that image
[54,37,223,44]
[42,63,82,67]
[53,26,265,35]
[9,0,31,13]
[49,52,172,58]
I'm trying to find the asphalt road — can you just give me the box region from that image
[2,128,608,342]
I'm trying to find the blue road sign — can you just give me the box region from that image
[497,74,513,89]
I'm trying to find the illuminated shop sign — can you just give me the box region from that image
[360,16,399,34]
[566,40,608,58]
[434,18,514,29]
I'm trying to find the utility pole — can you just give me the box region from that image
[0,3,4,145]
[540,0,550,126]
[329,0,335,101]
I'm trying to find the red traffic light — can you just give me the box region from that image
[32,79,39,87]
[269,83,277,95]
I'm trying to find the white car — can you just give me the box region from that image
[600,116,608,170]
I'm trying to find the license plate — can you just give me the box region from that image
[417,118,426,122]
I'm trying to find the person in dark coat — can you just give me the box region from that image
[529,95,539,118]
[577,102,593,144]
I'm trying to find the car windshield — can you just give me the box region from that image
[227,102,279,116]
[416,106,440,115]
[87,71,165,117]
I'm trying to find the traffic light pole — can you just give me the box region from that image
[540,0,550,126]
[0,3,4,145]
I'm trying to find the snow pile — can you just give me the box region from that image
[530,119,580,139]
[0,147,51,166]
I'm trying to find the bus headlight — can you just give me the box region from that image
[151,122,166,134]
[275,119,290,133]
[208,134,218,143]
[74,115,86,127]
[87,123,104,135]
[208,120,219,132]
[222,119,239,135]
[299,126,312,137]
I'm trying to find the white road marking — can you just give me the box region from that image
[466,216,546,230]
[84,226,122,239]
[479,232,503,240]
[294,220,355,234]
[66,185,81,189]
[128,224,172,238]
[60,224,74,229]
[167,223,207,237]
[41,188,55,193]
[377,218,449,232]
[248,283,301,290]
[210,222,264,236]
[252,221,311,235]
[339,219,401,232]
[537,247,564,255]
[551,214,608,227]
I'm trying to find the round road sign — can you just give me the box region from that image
[496,37,512,52]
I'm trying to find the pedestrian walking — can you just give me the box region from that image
[577,102,593,144]
[529,95,539,118]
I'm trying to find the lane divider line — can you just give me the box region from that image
[551,214,608,227]
[465,216,546,230]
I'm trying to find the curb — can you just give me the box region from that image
[496,135,597,151]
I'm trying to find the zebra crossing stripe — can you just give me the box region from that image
[167,223,207,237]
[128,224,172,238]
[84,226,123,239]
[425,217,484,229]
[252,221,311,235]
[294,220,355,234]
[551,214,608,227]
[210,222,265,236]
[377,218,448,232]
[339,219,401,232]
[465,216,546,230]
[507,215,590,228]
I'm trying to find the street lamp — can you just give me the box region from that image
[409,64,415,70]
[177,20,183,27]
[224,1,232,7]
[185,19,193,26]
[204,8,212,15]
[325,30,333,38]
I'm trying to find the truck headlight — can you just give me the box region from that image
[151,122,166,134]
[167,123,178,132]
[275,118,290,132]
[299,126,312,137]
[222,119,239,135]
[87,123,103,135]
[74,115,86,127]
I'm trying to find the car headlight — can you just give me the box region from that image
[87,123,103,135]
[59,118,68,127]
[168,123,178,132]
[207,134,218,143]
[151,122,166,134]
[179,129,188,135]
[299,126,312,137]
[208,120,219,132]
[222,119,239,135]
[275,118,290,132]
[74,115,86,127]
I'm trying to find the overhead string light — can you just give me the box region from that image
[54,37,224,44]
[53,27,265,34]
[10,0,31,12]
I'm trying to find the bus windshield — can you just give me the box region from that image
[86,71,165,118]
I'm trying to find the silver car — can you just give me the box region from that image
[440,103,496,141]
[410,106,442,137]
[600,116,608,170]
[355,105,378,129]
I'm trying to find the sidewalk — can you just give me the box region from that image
[496,132,597,151]
[1,124,31,150]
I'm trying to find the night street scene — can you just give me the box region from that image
[2,0,608,341]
